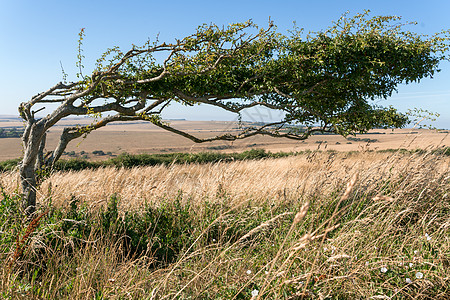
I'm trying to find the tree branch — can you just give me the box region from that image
[30,82,78,106]
[151,118,335,143]
[173,90,283,113]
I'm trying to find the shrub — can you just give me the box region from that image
[92,150,106,156]
[0,158,21,172]
[347,137,378,143]
[206,145,233,150]
[54,159,99,171]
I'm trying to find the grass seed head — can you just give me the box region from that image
[293,201,309,225]
[341,172,359,201]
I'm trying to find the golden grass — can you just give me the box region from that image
[1,149,449,298]
[3,151,447,211]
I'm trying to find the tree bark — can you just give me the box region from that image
[20,122,45,215]
[46,128,78,169]
[35,132,46,171]
[20,159,37,215]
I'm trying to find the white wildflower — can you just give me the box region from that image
[425,233,431,241]
[380,267,388,273]
[246,270,252,275]
[409,263,413,268]
[405,278,412,283]
[414,250,418,255]
[415,272,424,279]
[251,289,259,297]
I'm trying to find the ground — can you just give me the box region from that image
[0,117,448,161]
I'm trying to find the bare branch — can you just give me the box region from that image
[29,82,78,105]
[143,99,170,113]
[151,118,334,143]
[174,90,282,113]
[37,99,73,103]
[32,107,45,117]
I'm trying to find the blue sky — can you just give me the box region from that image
[1,0,449,128]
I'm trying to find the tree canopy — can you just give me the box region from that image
[18,11,449,213]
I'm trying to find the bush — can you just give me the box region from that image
[206,145,233,150]
[0,128,24,138]
[92,150,106,156]
[346,137,378,143]
[54,159,99,171]
[0,158,21,172]
[1,150,296,172]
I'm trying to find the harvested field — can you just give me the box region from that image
[0,118,449,161]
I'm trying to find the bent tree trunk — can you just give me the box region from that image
[20,122,46,215]
[20,159,38,215]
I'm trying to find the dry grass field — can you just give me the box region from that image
[0,148,449,298]
[0,151,448,211]
[0,118,449,161]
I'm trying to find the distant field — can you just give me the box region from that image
[0,118,449,161]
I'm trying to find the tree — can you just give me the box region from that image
[19,11,449,214]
